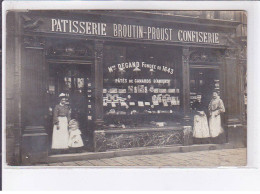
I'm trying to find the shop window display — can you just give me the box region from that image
[103,44,182,128]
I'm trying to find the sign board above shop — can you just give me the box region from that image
[28,16,229,45]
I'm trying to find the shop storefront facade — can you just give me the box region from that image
[6,11,247,165]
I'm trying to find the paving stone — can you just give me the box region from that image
[87,159,112,166]
[45,148,246,167]
[99,158,124,166]
[111,158,138,166]
[74,160,95,166]
[62,161,78,166]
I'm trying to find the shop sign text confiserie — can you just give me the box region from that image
[49,18,222,44]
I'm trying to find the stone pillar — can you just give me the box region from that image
[224,48,245,147]
[22,35,46,126]
[224,48,242,125]
[237,42,247,127]
[20,36,49,165]
[238,59,247,147]
[13,13,23,165]
[94,40,104,130]
[181,47,192,145]
[182,46,191,125]
[238,42,247,147]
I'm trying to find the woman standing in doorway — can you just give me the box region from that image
[192,95,211,144]
[208,91,225,143]
[51,93,71,150]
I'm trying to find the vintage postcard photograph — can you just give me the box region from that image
[4,7,247,167]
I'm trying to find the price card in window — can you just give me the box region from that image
[159,89,167,93]
[138,101,144,107]
[121,102,127,107]
[128,86,134,93]
[167,96,171,102]
[158,96,162,103]
[119,89,127,93]
[138,85,145,93]
[129,102,135,106]
[109,88,118,93]
[168,89,175,93]
[163,101,168,107]
[171,97,176,105]
[153,101,159,106]
[134,86,138,93]
[145,102,151,106]
[145,86,148,93]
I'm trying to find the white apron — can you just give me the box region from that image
[68,129,84,148]
[52,117,69,149]
[193,111,210,138]
[209,110,224,137]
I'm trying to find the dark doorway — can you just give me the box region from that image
[190,67,220,110]
[47,63,93,153]
[190,67,227,143]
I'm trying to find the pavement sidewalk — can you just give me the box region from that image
[41,148,247,167]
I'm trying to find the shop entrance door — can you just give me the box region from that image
[190,67,220,110]
[47,63,93,150]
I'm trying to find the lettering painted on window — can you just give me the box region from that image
[107,61,174,75]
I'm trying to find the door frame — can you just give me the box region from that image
[46,60,95,148]
[189,63,227,141]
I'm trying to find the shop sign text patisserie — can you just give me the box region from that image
[50,19,220,44]
[31,17,226,45]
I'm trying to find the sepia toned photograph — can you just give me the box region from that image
[4,9,247,167]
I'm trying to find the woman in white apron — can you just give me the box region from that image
[208,91,225,143]
[51,93,71,150]
[192,96,211,144]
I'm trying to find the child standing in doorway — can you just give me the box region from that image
[68,119,84,149]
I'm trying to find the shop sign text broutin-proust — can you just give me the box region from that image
[50,19,221,44]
